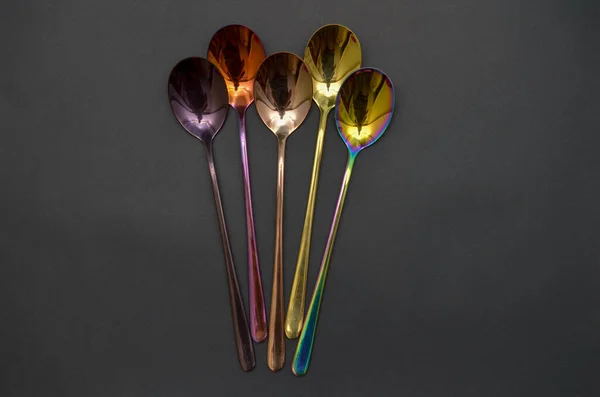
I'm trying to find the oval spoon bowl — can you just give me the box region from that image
[254,52,313,138]
[336,67,395,153]
[168,57,229,142]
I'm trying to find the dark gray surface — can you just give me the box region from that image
[1,0,599,396]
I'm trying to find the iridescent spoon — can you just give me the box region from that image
[254,52,313,371]
[292,68,395,376]
[167,57,255,372]
[208,25,268,343]
[286,24,362,339]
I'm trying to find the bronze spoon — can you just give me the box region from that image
[208,25,268,343]
[253,52,313,371]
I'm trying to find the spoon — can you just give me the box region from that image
[286,24,362,339]
[253,52,313,371]
[208,25,268,343]
[167,57,255,372]
[292,68,395,376]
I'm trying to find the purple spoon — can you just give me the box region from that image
[168,57,255,371]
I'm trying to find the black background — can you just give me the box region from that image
[1,0,599,396]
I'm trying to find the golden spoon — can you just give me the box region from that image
[167,57,255,371]
[286,24,362,339]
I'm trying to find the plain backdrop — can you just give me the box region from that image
[1,0,599,396]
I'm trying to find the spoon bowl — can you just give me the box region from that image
[254,52,313,139]
[207,25,269,342]
[336,67,395,153]
[168,57,229,142]
[292,67,395,376]
[285,24,362,339]
[304,24,362,111]
[208,24,266,109]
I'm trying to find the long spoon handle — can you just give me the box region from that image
[237,110,268,343]
[267,137,287,371]
[204,142,255,372]
[286,107,330,339]
[292,152,356,376]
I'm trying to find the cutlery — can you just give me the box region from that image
[208,25,268,343]
[168,57,255,371]
[292,68,395,376]
[253,52,313,371]
[286,24,362,339]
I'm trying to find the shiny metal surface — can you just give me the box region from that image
[208,25,268,343]
[292,68,395,376]
[167,57,255,372]
[286,24,362,339]
[253,52,313,371]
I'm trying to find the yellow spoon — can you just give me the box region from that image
[286,24,362,339]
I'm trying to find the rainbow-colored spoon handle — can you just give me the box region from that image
[293,67,395,376]
[292,153,356,376]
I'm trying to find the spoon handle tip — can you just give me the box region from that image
[292,282,324,376]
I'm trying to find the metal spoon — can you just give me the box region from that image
[253,52,313,371]
[292,68,395,376]
[167,57,255,372]
[207,25,268,343]
[286,24,362,339]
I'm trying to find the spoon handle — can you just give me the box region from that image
[237,111,268,343]
[292,152,356,376]
[267,137,287,372]
[204,142,255,372]
[286,107,330,339]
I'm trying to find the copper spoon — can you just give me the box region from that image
[253,52,313,371]
[286,24,362,339]
[208,25,268,343]
[167,57,255,371]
